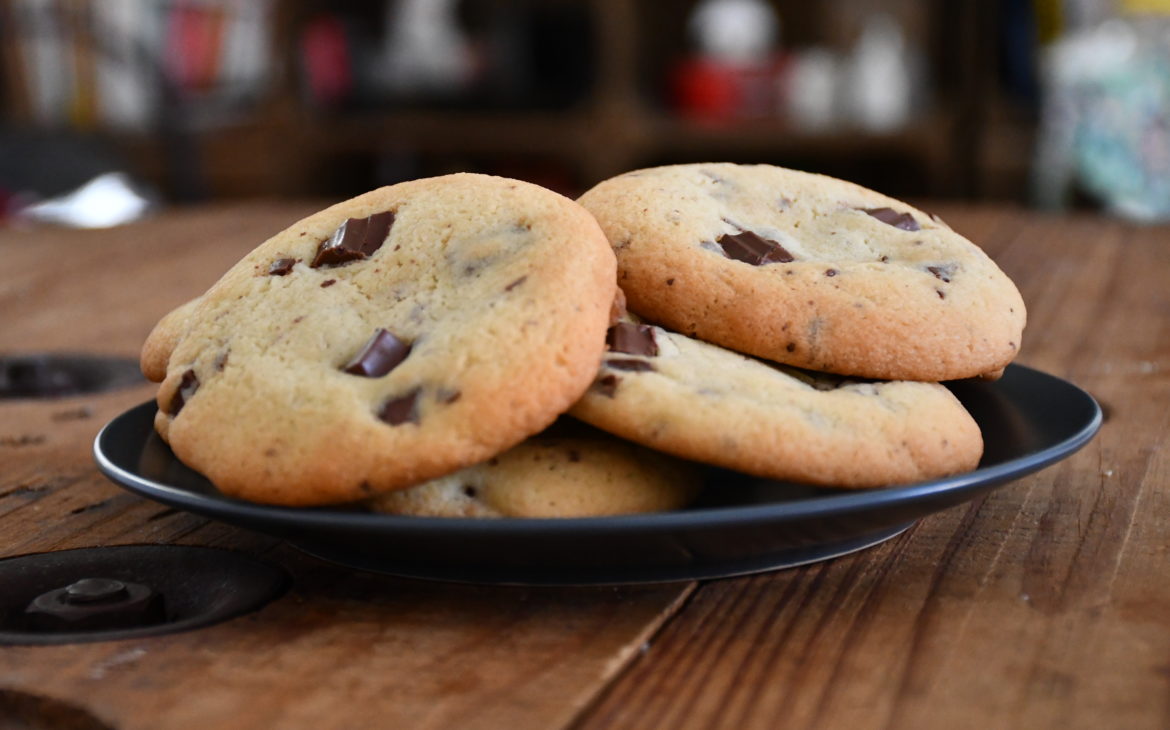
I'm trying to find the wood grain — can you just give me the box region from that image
[3,205,1167,730]
[574,208,1170,730]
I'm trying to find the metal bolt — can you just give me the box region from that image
[63,578,129,605]
[24,578,164,633]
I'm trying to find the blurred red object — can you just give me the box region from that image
[671,55,787,123]
[301,15,353,107]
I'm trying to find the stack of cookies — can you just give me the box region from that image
[141,165,1025,517]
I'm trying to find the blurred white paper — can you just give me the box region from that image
[19,172,153,228]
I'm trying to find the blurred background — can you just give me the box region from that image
[1,0,1169,226]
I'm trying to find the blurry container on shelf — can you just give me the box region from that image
[377,0,473,99]
[1034,1,1170,220]
[299,13,353,108]
[784,48,840,130]
[841,13,922,133]
[299,1,594,112]
[777,12,925,133]
[670,0,786,122]
[1,0,276,130]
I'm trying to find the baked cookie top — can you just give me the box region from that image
[578,163,1026,381]
[145,173,616,505]
[570,316,984,487]
[367,430,701,518]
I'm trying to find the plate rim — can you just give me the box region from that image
[94,364,1102,535]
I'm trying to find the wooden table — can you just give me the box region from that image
[1,203,1167,730]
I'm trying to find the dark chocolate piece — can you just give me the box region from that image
[342,329,411,378]
[311,211,395,268]
[378,388,421,426]
[320,279,336,288]
[862,207,920,231]
[167,369,199,416]
[716,231,795,265]
[607,322,658,356]
[607,359,655,372]
[926,264,955,282]
[595,374,620,398]
[504,276,528,292]
[825,268,838,277]
[268,258,297,276]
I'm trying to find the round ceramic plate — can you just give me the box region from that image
[95,365,1100,585]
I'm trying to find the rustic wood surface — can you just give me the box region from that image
[0,204,1166,729]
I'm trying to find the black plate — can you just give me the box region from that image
[94,365,1100,585]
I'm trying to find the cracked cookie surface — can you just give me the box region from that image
[578,163,1026,381]
[143,173,616,505]
[570,316,984,487]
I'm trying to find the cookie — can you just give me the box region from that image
[141,297,201,382]
[569,316,984,487]
[577,163,1026,381]
[143,173,617,505]
[367,430,702,518]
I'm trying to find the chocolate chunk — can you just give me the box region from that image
[607,322,658,356]
[343,329,411,377]
[825,268,838,277]
[607,359,655,372]
[862,207,920,231]
[716,231,795,265]
[378,388,420,426]
[926,264,955,282]
[320,279,336,288]
[504,275,528,292]
[595,374,620,398]
[167,369,199,416]
[268,258,297,276]
[311,211,395,268]
[462,485,478,498]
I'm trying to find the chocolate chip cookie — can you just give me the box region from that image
[367,430,701,518]
[578,163,1026,381]
[143,174,617,505]
[570,317,984,487]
